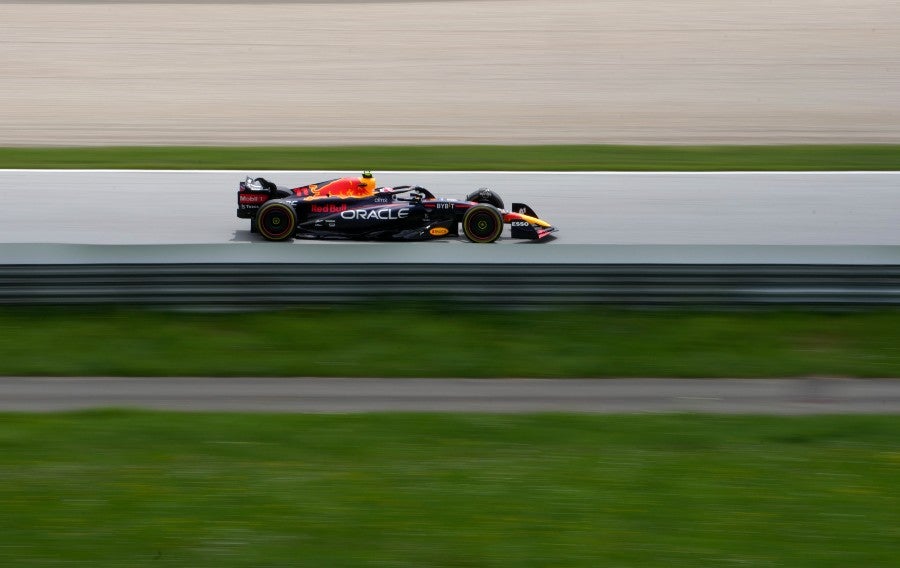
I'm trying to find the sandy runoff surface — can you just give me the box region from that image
[1,0,898,145]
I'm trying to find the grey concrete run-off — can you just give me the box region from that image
[2,378,899,414]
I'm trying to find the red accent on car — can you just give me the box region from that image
[310,203,348,213]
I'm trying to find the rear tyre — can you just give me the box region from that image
[462,204,503,243]
[256,202,297,241]
[465,188,504,210]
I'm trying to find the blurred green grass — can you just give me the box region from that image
[1,412,897,566]
[2,307,900,377]
[1,144,898,170]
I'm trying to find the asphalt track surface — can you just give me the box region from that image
[2,171,900,247]
[2,377,899,414]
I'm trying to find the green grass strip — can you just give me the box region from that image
[1,412,897,566]
[3,307,900,377]
[1,144,898,170]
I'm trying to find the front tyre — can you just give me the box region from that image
[462,204,503,243]
[465,188,505,210]
[256,202,297,241]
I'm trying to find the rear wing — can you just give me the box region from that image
[237,177,290,219]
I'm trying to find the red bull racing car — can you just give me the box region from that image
[236,173,557,243]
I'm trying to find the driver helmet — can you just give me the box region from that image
[359,170,376,193]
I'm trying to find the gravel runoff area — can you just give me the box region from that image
[1,0,898,145]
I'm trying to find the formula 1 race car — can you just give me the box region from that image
[236,174,557,243]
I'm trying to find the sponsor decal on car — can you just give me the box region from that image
[238,193,269,204]
[429,227,450,236]
[311,203,348,213]
[340,208,410,221]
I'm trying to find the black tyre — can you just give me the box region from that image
[462,204,504,243]
[256,202,297,241]
[465,188,504,210]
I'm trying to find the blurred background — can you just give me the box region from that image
[2,0,898,146]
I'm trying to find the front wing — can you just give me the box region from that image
[504,202,557,240]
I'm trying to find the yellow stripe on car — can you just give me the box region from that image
[515,213,550,228]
